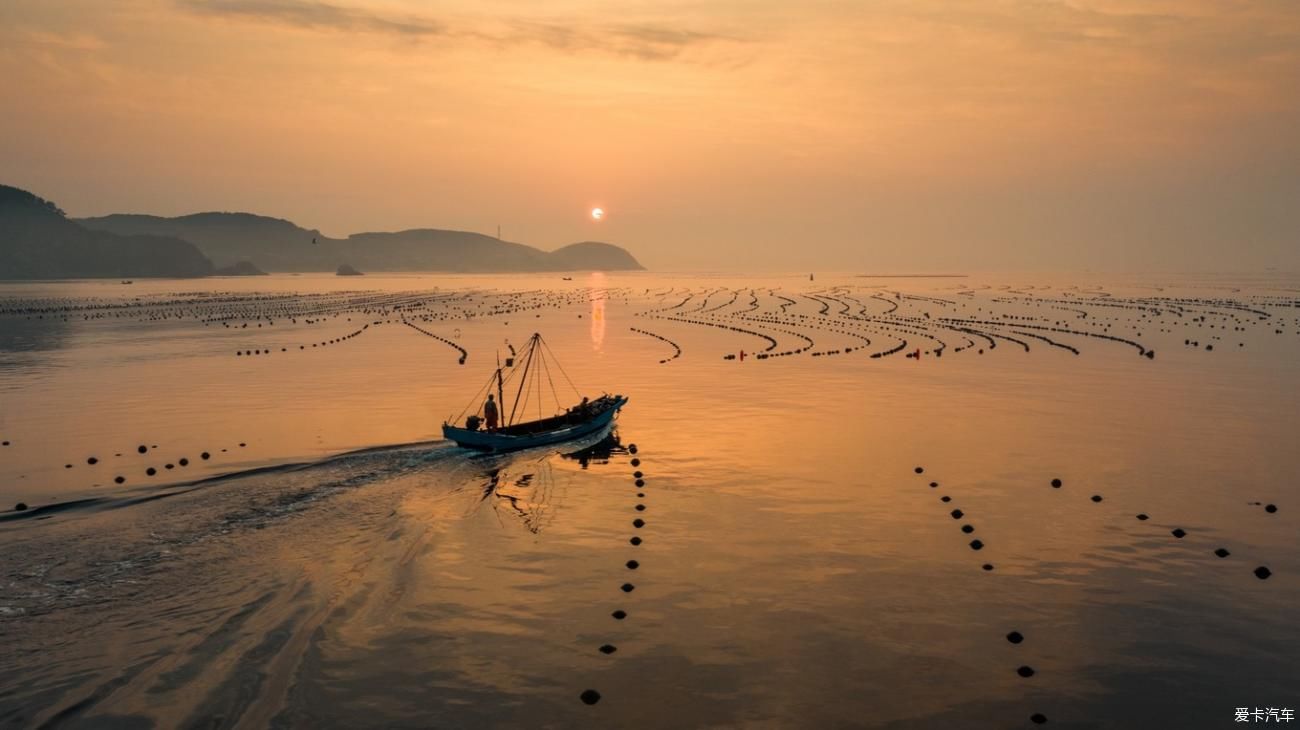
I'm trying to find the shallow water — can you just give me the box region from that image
[0,272,1297,729]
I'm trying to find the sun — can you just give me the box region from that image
[591,207,604,221]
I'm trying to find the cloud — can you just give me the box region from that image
[179,0,444,37]
[496,20,737,61]
[178,0,740,61]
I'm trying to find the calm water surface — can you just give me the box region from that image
[0,272,1297,729]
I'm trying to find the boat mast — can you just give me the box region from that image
[496,353,505,422]
[507,333,540,426]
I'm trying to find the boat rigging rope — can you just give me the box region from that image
[539,337,583,402]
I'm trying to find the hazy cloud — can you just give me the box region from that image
[179,0,739,61]
[179,0,445,37]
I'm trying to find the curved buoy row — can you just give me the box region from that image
[908,465,1284,726]
[581,441,651,707]
[629,327,682,364]
[402,320,468,364]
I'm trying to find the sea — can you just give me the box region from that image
[0,271,1296,729]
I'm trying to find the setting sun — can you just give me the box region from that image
[591,207,604,221]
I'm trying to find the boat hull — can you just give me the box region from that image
[443,397,627,452]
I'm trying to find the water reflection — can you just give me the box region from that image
[589,271,606,350]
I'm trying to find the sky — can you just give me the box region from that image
[2,0,1298,272]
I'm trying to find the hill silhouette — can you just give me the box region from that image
[0,185,213,280]
[79,212,644,273]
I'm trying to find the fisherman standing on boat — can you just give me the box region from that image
[484,394,500,431]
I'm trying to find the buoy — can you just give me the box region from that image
[201,452,211,460]
[1265,504,1277,513]
[1091,495,1102,503]
[969,539,984,550]
[88,457,98,465]
[599,644,617,654]
[621,583,635,592]
[1171,528,1186,538]
[612,610,627,620]
[915,467,924,474]
[961,525,974,534]
[630,537,642,546]
[1214,548,1230,558]
[633,518,645,528]
[146,467,156,476]
[951,509,963,519]
[630,458,640,467]
[1254,566,1271,580]
[1006,631,1024,644]
[1136,514,1149,520]
[1030,713,1047,724]
[982,563,994,571]
[14,503,27,511]
[1017,666,1035,677]
[138,445,148,454]
[579,689,601,705]
[929,482,938,488]
[940,496,951,502]
[635,479,645,487]
[114,476,125,484]
[633,471,643,478]
[1051,478,1062,488]
[626,560,639,569]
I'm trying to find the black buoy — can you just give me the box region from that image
[201,452,211,460]
[1254,566,1272,580]
[138,445,148,454]
[14,502,27,511]
[1030,713,1047,724]
[599,644,617,654]
[929,481,938,488]
[628,444,638,454]
[630,458,640,467]
[961,525,974,534]
[87,457,98,465]
[635,479,645,487]
[970,539,984,550]
[633,471,643,478]
[1006,631,1024,644]
[951,509,963,519]
[982,563,994,571]
[1214,548,1231,558]
[612,610,627,620]
[1051,478,1062,488]
[940,496,951,502]
[1265,504,1277,513]
[633,518,645,528]
[579,689,601,705]
[239,443,247,447]
[626,560,639,569]
[1017,666,1035,677]
[621,583,635,592]
[1091,495,1102,503]
[1136,514,1149,520]
[1171,528,1186,538]
[630,537,642,546]
[635,504,645,511]
[65,464,73,469]
[114,476,125,484]
[915,467,924,474]
[146,467,157,476]
[179,458,189,466]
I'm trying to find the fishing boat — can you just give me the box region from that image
[442,332,628,452]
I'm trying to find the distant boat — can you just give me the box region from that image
[562,276,573,281]
[120,280,133,284]
[442,333,627,452]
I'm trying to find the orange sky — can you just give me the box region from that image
[2,0,1298,271]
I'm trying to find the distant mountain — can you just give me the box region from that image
[78,212,645,272]
[213,260,267,276]
[0,185,213,280]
